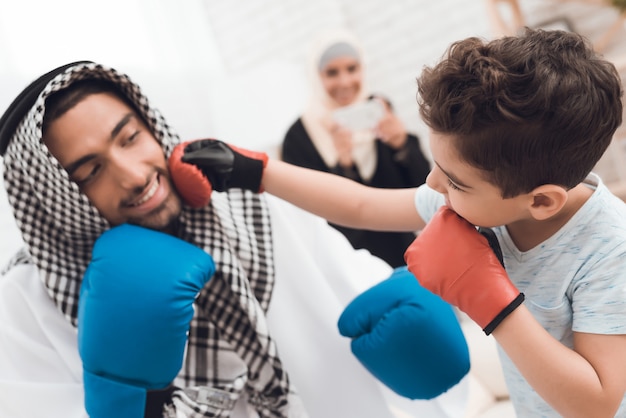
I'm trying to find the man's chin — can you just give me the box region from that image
[126,199,182,232]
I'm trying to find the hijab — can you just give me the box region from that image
[301,28,377,181]
[1,61,303,417]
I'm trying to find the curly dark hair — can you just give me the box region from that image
[417,28,623,198]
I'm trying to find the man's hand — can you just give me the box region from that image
[337,266,470,399]
[78,224,215,417]
[404,207,524,335]
[168,139,268,208]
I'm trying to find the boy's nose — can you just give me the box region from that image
[426,167,445,194]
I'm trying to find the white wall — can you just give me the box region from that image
[199,0,494,153]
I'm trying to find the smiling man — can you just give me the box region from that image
[2,65,299,417]
[42,80,182,230]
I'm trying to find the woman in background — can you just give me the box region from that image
[281,28,431,267]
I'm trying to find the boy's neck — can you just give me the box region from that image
[505,183,594,252]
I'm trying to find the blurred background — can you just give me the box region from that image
[2,0,626,259]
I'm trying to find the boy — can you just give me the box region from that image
[176,28,626,417]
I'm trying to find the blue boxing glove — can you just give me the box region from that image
[337,266,470,400]
[78,224,215,418]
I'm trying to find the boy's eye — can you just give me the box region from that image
[447,178,462,191]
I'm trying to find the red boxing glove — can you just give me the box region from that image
[168,139,268,208]
[168,140,213,208]
[404,207,524,335]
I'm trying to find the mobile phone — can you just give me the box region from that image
[332,100,384,131]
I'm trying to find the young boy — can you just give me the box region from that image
[175,28,626,417]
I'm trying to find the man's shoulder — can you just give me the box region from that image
[0,260,42,307]
[1,247,34,276]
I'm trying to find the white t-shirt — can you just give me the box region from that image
[414,173,626,417]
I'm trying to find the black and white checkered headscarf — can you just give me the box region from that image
[1,62,303,417]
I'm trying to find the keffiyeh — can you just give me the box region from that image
[1,62,302,417]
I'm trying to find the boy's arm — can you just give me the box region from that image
[405,207,626,417]
[263,159,425,232]
[494,308,626,418]
[172,139,426,232]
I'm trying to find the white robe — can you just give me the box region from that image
[0,190,468,418]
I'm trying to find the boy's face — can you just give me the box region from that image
[43,92,182,230]
[426,130,529,228]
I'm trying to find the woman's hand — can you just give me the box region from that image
[375,99,408,149]
[325,117,354,167]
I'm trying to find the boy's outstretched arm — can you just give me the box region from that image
[263,159,424,232]
[171,138,425,232]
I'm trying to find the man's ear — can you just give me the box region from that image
[528,184,568,220]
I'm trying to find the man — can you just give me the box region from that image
[0,61,469,417]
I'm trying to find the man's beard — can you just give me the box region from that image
[126,192,183,233]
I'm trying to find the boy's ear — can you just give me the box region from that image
[528,184,568,220]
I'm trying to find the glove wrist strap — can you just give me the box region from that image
[482,293,525,335]
[230,155,264,192]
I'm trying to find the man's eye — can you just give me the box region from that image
[74,165,101,186]
[123,130,140,146]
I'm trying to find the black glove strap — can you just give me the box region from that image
[483,293,525,335]
[182,140,234,191]
[145,385,177,418]
[478,227,504,267]
[182,139,264,192]
[477,226,523,335]
[230,152,264,192]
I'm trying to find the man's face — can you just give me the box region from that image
[426,130,530,228]
[43,92,182,230]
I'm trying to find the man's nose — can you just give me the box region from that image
[110,154,148,189]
